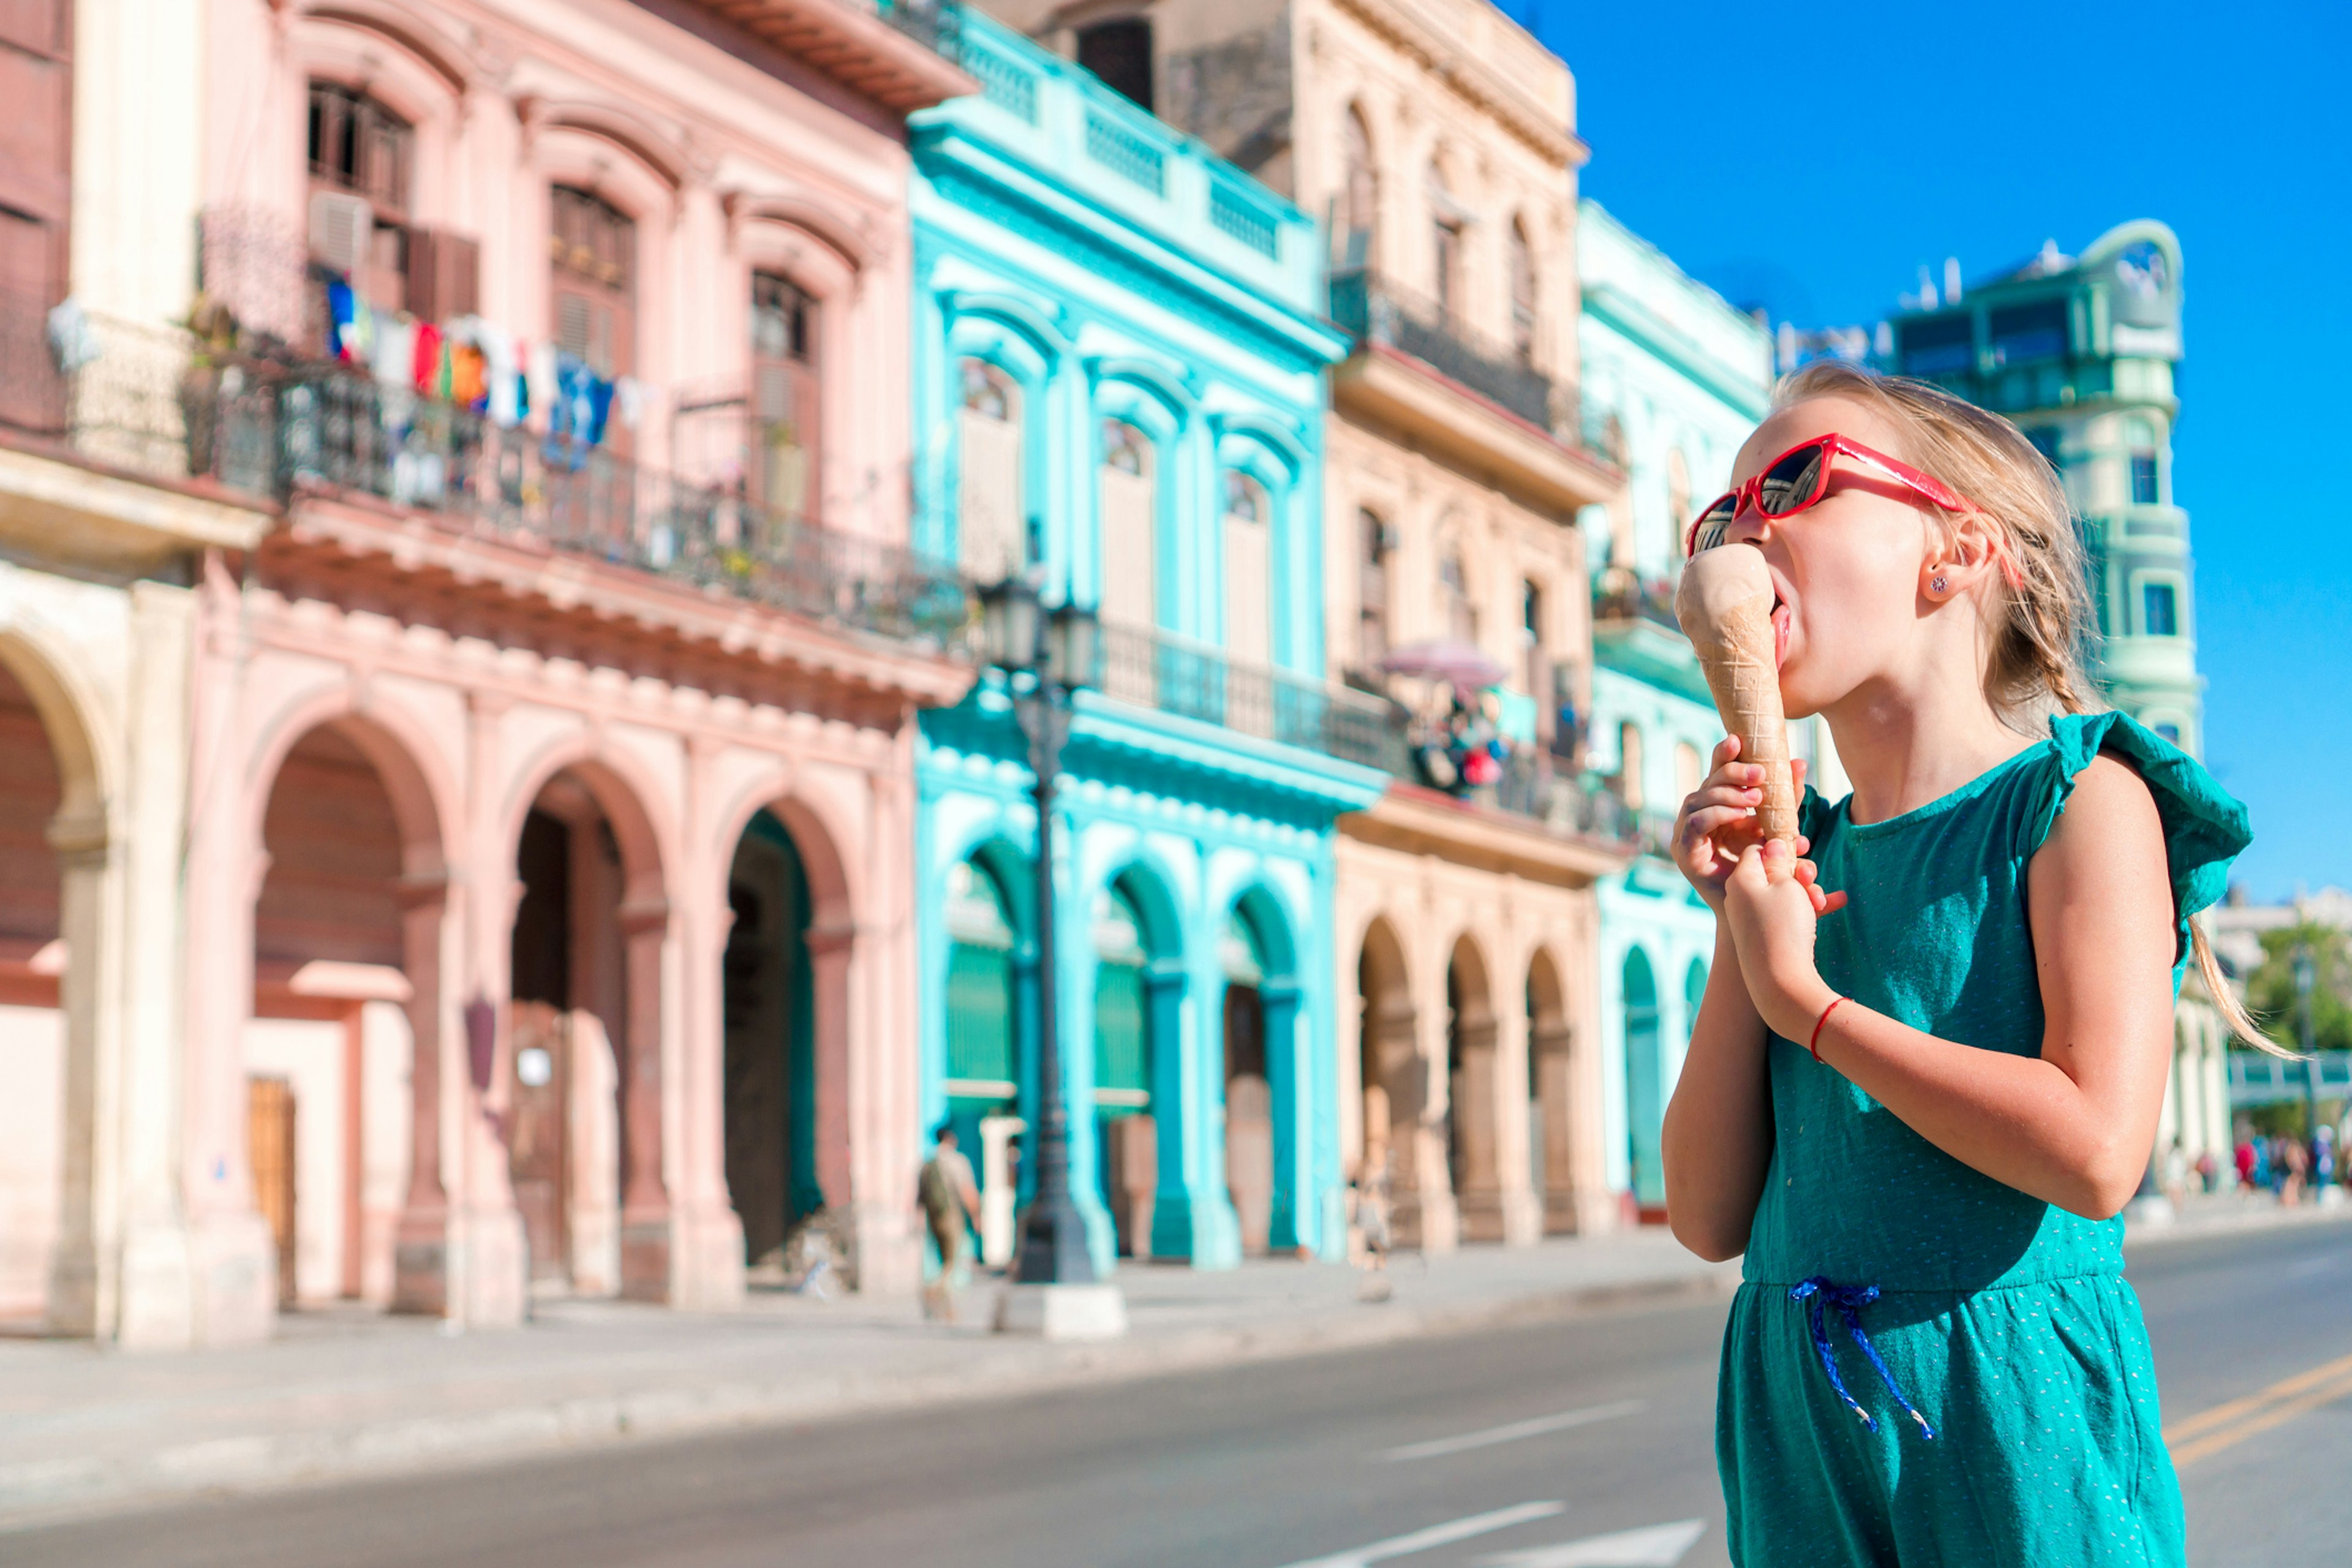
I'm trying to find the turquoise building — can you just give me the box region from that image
[1574,201,1805,1213]
[1884,222,2203,752]
[908,16,1388,1273]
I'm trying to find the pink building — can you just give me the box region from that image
[0,0,973,1343]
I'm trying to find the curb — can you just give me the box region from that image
[0,1261,1740,1532]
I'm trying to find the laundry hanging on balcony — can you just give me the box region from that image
[546,350,616,469]
[325,276,375,366]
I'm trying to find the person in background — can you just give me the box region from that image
[2314,1125,2336,1193]
[918,1123,982,1323]
[2193,1147,2218,1196]
[2282,1134,2309,1206]
[2160,1140,2188,1214]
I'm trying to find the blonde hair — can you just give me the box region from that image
[1773,361,2278,1054]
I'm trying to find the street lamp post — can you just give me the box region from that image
[978,573,1126,1341]
[2296,945,2320,1142]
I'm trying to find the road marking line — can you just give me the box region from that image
[2162,1349,2352,1446]
[2164,1351,2352,1467]
[1477,1518,1708,1567]
[1378,1401,1644,1462]
[1270,1501,1567,1568]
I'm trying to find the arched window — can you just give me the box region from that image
[1508,216,1536,364]
[1520,577,1544,696]
[1099,420,1156,631]
[551,186,635,379]
[1358,508,1390,666]
[1428,164,1463,318]
[1341,105,1378,269]
[958,360,1025,579]
[750,272,818,521]
[1077,17,1153,110]
[1619,721,1645,812]
[1223,472,1272,665]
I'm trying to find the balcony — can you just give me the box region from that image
[0,300,971,654]
[1327,268,1620,513]
[1591,575,1682,635]
[1385,685,1638,855]
[1096,623,1403,774]
[692,0,974,113]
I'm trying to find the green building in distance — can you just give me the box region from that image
[1882,221,2203,752]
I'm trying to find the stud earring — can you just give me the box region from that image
[1931,575,1948,595]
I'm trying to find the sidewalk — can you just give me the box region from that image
[3,1199,2342,1531]
[0,1229,1733,1528]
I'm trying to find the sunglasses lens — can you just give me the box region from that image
[1758,443,1828,516]
[1689,497,1738,554]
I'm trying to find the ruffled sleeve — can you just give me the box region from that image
[2027,711,2253,971]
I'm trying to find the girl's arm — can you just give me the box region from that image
[1657,737,1839,1261]
[1660,922,1776,1261]
[1722,754,2179,1219]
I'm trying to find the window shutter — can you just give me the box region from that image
[957,406,1023,579]
[1099,462,1156,630]
[407,228,480,323]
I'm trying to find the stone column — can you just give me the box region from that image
[454,692,524,1327]
[1532,1020,1578,1234]
[1491,973,1540,1247]
[390,876,451,1314]
[1451,1011,1504,1243]
[1143,966,1190,1260]
[617,899,673,1301]
[666,740,742,1311]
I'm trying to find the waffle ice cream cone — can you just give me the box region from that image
[1674,548,1798,843]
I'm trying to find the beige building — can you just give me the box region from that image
[975,0,1633,1244]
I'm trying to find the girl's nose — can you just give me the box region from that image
[1725,502,1773,548]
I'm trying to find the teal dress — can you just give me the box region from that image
[1717,712,2250,1566]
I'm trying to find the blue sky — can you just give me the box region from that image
[1509,0,2348,900]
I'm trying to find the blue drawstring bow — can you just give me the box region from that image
[1789,1278,1937,1441]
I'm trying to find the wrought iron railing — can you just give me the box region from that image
[0,297,972,652]
[1096,623,1404,773]
[1593,576,1684,634]
[1481,747,1640,847]
[875,0,962,62]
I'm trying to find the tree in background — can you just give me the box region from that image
[2243,921,2352,1055]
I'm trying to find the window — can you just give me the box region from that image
[1508,218,1536,364]
[750,272,818,521]
[1076,18,1153,110]
[1439,545,1477,642]
[1520,578,1544,696]
[1099,420,1156,630]
[1665,448,1691,563]
[551,186,635,383]
[2154,723,2182,745]
[2125,415,2162,505]
[1340,107,1378,269]
[2142,581,2179,638]
[1898,313,1973,379]
[1358,509,1390,666]
[958,360,1025,580]
[1223,472,1272,665]
[1428,165,1461,319]
[1987,299,2068,366]
[2026,426,2062,474]
[307,82,416,314]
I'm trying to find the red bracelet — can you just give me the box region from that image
[1808,995,1844,1063]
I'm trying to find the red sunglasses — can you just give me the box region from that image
[1684,433,1996,569]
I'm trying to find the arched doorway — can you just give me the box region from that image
[1092,875,1161,1259]
[722,812,818,1284]
[1447,935,1501,1242]
[1224,890,1302,1256]
[0,657,67,1325]
[942,848,1029,1267]
[506,764,665,1299]
[1525,947,1575,1235]
[1623,948,1664,1219]
[247,720,441,1310]
[1355,916,1420,1246]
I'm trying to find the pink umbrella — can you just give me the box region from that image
[1378,638,1507,688]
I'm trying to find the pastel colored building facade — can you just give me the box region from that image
[908,15,1387,1273]
[975,0,1638,1246]
[1,0,975,1343]
[1575,200,1847,1216]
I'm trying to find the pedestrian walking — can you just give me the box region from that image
[2282,1134,2310,1205]
[917,1123,982,1324]
[1660,363,2271,1567]
[2193,1147,2217,1196]
[2315,1125,2336,1191]
[2160,1140,2188,1213]
[2235,1132,2257,1191]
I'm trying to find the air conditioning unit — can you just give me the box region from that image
[308,191,374,277]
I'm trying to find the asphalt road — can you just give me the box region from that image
[10,1219,2350,1567]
